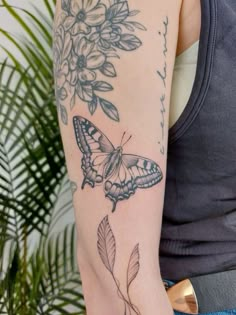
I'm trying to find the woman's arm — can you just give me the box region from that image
[53,0,181,314]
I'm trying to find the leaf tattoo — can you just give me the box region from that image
[73,116,163,212]
[53,0,146,124]
[97,216,141,315]
[127,244,140,289]
[97,215,116,273]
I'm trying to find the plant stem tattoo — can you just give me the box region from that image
[97,215,141,314]
[73,116,163,212]
[70,180,78,195]
[53,0,146,124]
[157,16,169,155]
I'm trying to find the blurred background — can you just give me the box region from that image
[0,0,85,313]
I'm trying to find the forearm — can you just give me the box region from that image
[72,183,172,314]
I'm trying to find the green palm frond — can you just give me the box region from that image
[0,0,85,313]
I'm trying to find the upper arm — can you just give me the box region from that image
[53,0,181,312]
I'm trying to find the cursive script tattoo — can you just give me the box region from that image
[157,16,168,155]
[53,0,146,124]
[97,215,141,314]
[163,17,168,57]
[73,116,163,212]
[157,61,167,88]
[158,94,166,155]
[157,16,168,87]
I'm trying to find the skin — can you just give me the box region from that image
[177,0,201,56]
[53,1,201,314]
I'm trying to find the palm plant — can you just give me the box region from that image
[0,0,85,313]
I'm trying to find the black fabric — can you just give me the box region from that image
[189,270,236,313]
[159,0,236,281]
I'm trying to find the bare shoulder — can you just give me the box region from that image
[177,0,201,55]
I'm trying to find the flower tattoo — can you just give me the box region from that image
[64,0,106,35]
[53,0,146,124]
[69,37,106,85]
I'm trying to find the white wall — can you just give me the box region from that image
[0,1,40,60]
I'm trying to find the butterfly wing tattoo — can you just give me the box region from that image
[73,116,115,188]
[73,116,163,212]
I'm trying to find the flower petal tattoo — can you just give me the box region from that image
[73,116,163,212]
[97,215,141,314]
[53,0,146,124]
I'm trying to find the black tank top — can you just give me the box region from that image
[159,0,236,281]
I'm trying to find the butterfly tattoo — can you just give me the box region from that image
[73,116,163,212]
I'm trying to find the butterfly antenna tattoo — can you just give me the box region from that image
[120,131,127,146]
[121,135,132,147]
[122,135,132,148]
